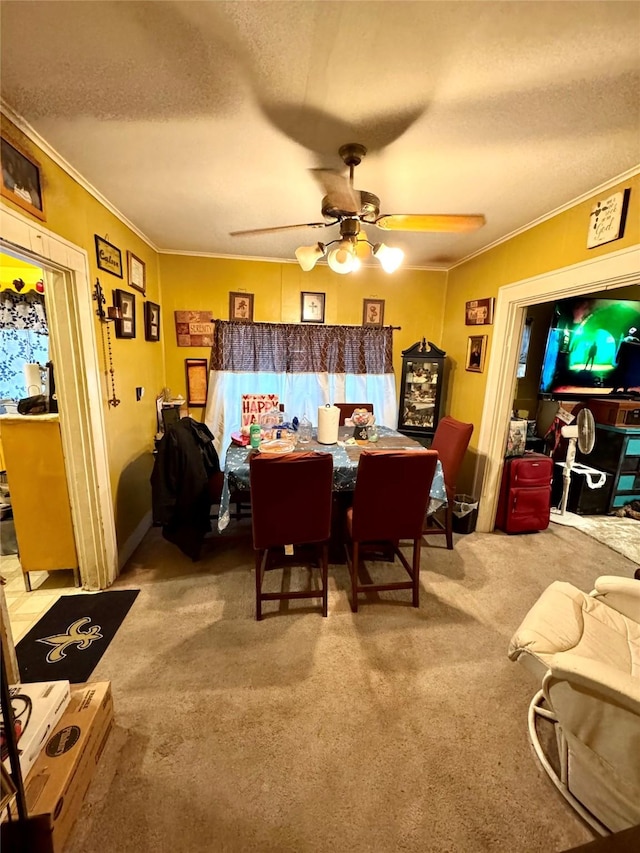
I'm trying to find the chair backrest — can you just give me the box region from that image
[351,450,438,542]
[335,403,374,426]
[250,451,333,549]
[430,416,474,499]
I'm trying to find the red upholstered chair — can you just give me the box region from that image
[423,416,474,549]
[345,450,438,611]
[250,452,333,620]
[335,403,374,426]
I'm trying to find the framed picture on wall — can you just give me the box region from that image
[363,298,385,327]
[127,251,146,294]
[229,291,254,321]
[465,335,487,373]
[0,136,46,221]
[301,291,325,323]
[95,235,123,278]
[113,289,136,338]
[465,298,494,326]
[186,358,209,407]
[144,301,161,342]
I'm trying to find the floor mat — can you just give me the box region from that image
[16,590,139,683]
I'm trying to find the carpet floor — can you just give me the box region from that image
[66,522,638,853]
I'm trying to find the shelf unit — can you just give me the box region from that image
[576,424,640,511]
[397,340,446,447]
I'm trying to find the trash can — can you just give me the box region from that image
[452,494,478,534]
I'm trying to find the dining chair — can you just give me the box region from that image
[345,449,438,611]
[335,403,374,426]
[250,451,333,620]
[422,416,474,549]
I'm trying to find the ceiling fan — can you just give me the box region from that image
[230,143,486,273]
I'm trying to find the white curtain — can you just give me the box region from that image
[205,370,397,459]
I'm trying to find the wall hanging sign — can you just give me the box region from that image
[113,289,135,339]
[587,188,631,249]
[465,297,494,326]
[127,250,146,294]
[466,334,487,373]
[301,291,325,323]
[144,300,161,342]
[185,358,209,407]
[229,291,254,321]
[241,393,280,428]
[95,235,123,278]
[363,298,385,327]
[0,136,46,221]
[174,310,214,346]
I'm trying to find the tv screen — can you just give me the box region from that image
[539,296,640,398]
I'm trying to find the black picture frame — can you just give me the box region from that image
[144,300,161,342]
[229,291,254,321]
[95,235,123,278]
[0,136,45,221]
[113,289,135,338]
[300,291,325,324]
[363,298,385,327]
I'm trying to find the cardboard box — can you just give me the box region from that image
[3,682,113,853]
[1,681,71,780]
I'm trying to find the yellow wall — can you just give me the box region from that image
[443,174,640,490]
[0,253,43,291]
[1,117,163,549]
[159,253,448,413]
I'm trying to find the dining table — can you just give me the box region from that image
[217,425,446,533]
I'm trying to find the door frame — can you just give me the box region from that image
[473,243,640,532]
[1,204,118,588]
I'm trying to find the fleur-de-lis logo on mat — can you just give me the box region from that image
[36,617,103,663]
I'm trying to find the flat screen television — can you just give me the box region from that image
[539,296,640,398]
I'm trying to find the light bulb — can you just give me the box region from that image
[373,243,404,273]
[295,242,326,271]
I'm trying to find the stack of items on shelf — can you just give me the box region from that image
[1,681,113,853]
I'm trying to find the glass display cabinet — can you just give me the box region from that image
[397,339,446,447]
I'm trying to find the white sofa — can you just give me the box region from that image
[508,576,640,834]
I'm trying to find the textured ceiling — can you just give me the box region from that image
[1,1,639,268]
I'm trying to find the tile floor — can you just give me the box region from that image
[1,554,84,642]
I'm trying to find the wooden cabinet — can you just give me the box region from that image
[0,414,78,590]
[397,340,446,447]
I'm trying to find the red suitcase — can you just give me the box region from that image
[496,453,553,533]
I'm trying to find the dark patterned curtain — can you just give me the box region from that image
[211,321,393,374]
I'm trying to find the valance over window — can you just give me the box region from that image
[204,321,397,457]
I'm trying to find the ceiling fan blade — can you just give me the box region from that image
[310,168,361,214]
[374,214,486,233]
[230,222,329,237]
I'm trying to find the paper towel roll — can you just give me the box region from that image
[317,404,340,445]
[24,363,42,396]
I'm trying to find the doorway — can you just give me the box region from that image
[0,205,118,590]
[473,244,640,532]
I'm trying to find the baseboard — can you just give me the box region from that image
[118,510,152,571]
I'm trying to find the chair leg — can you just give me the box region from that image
[255,550,264,621]
[351,541,359,613]
[321,543,329,617]
[445,504,454,550]
[412,538,421,607]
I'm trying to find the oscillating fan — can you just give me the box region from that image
[559,407,596,515]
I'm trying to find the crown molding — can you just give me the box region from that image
[449,165,640,271]
[1,100,160,252]
[158,248,448,272]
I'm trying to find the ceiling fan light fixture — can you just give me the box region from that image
[295,242,326,271]
[327,239,357,274]
[373,242,404,273]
